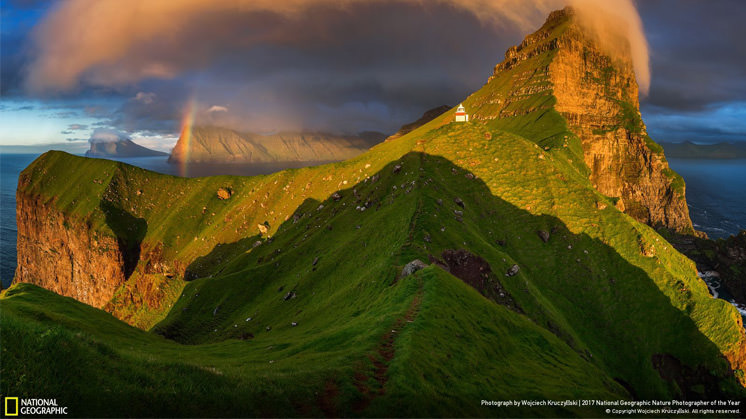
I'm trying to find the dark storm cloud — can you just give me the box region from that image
[639,0,746,112]
[105,82,188,135]
[77,1,529,134]
[4,0,744,144]
[0,0,57,96]
[0,30,27,96]
[643,101,746,143]
[22,0,655,135]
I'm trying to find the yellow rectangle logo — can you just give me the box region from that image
[4,397,19,416]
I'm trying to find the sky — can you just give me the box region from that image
[0,0,744,153]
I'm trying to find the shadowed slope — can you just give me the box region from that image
[4,153,744,417]
[8,8,746,414]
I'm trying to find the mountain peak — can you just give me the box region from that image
[466,8,690,233]
[547,5,576,19]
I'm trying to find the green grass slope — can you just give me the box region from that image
[4,117,745,415]
[3,269,622,417]
[5,10,745,415]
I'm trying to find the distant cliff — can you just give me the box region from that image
[86,139,168,158]
[168,127,384,164]
[661,141,746,159]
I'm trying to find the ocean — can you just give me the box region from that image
[1,154,745,288]
[1,154,38,288]
[666,158,746,239]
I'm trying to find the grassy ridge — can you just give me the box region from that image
[5,10,745,414]
[2,267,623,417]
[4,123,745,415]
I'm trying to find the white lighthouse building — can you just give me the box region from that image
[454,103,469,122]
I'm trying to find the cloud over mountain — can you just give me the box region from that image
[26,0,648,92]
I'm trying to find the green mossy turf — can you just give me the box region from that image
[3,13,743,416]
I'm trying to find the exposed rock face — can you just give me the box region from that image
[168,127,384,164]
[15,192,126,308]
[477,8,693,233]
[672,230,746,308]
[436,249,521,312]
[14,164,185,327]
[86,139,168,158]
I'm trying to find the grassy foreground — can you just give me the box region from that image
[4,10,746,414]
[3,123,745,415]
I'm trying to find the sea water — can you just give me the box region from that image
[666,158,746,239]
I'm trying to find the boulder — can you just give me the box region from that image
[401,259,428,277]
[537,230,550,243]
[505,264,520,277]
[217,187,232,200]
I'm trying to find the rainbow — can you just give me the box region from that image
[178,98,198,177]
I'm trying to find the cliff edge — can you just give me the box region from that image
[466,7,693,233]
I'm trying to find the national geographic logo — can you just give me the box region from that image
[3,397,68,416]
[3,397,18,417]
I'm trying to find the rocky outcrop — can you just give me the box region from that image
[169,127,383,164]
[14,192,127,308]
[672,230,746,307]
[401,259,428,277]
[433,249,521,312]
[477,7,694,233]
[86,139,168,158]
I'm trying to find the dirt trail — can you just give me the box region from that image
[353,277,424,411]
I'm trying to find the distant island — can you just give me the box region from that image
[85,138,168,158]
[660,141,746,159]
